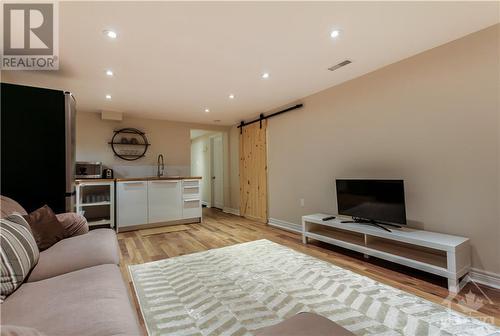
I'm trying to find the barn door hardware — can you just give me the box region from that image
[237,104,303,131]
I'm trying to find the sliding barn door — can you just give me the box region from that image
[239,120,268,223]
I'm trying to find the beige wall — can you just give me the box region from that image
[252,25,499,275]
[76,112,228,176]
[77,113,236,208]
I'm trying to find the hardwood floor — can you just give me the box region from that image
[117,208,500,331]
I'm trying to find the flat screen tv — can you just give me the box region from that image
[336,179,407,227]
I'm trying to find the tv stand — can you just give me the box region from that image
[340,217,401,232]
[302,214,471,293]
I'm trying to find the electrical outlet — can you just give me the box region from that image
[300,198,305,207]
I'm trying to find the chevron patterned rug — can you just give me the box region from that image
[129,239,499,336]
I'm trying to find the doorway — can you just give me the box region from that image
[190,130,224,209]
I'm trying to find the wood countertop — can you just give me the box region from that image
[115,176,202,182]
[76,176,202,183]
[75,178,115,183]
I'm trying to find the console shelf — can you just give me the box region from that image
[302,214,470,293]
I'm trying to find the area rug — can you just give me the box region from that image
[129,239,500,336]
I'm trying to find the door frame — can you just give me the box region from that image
[209,133,224,209]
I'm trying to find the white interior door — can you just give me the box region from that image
[211,134,224,209]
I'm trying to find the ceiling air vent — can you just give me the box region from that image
[328,60,352,71]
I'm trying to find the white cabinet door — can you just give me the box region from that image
[116,181,148,228]
[148,180,182,223]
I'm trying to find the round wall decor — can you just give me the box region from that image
[108,128,150,161]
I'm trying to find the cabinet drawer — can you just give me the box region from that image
[182,180,200,198]
[182,198,202,218]
[183,185,200,197]
[183,180,200,188]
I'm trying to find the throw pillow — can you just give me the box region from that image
[22,205,65,251]
[4,213,32,233]
[0,218,40,301]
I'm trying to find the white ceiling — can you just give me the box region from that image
[2,1,498,126]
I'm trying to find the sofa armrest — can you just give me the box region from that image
[55,212,89,238]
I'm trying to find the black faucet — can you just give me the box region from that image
[157,154,164,177]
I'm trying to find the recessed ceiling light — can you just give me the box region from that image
[204,108,210,113]
[103,30,117,39]
[262,73,270,79]
[105,94,112,100]
[106,70,114,76]
[330,30,340,39]
[229,94,235,99]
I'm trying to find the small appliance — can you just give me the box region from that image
[76,162,102,179]
[103,168,114,179]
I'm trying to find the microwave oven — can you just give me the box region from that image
[76,162,102,179]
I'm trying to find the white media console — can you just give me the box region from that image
[302,214,470,293]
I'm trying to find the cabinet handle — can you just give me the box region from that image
[151,180,178,183]
[122,181,144,185]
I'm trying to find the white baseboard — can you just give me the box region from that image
[268,218,302,233]
[223,207,240,216]
[468,268,500,290]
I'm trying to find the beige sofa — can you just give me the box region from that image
[0,196,141,336]
[254,312,355,336]
[1,196,351,336]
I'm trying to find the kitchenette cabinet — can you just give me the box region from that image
[116,177,201,231]
[147,180,182,223]
[182,180,202,219]
[116,181,148,228]
[76,179,115,228]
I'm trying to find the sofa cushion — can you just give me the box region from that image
[27,229,120,282]
[0,219,39,301]
[254,312,355,336]
[0,325,47,336]
[1,264,141,336]
[0,196,27,218]
[23,205,65,251]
